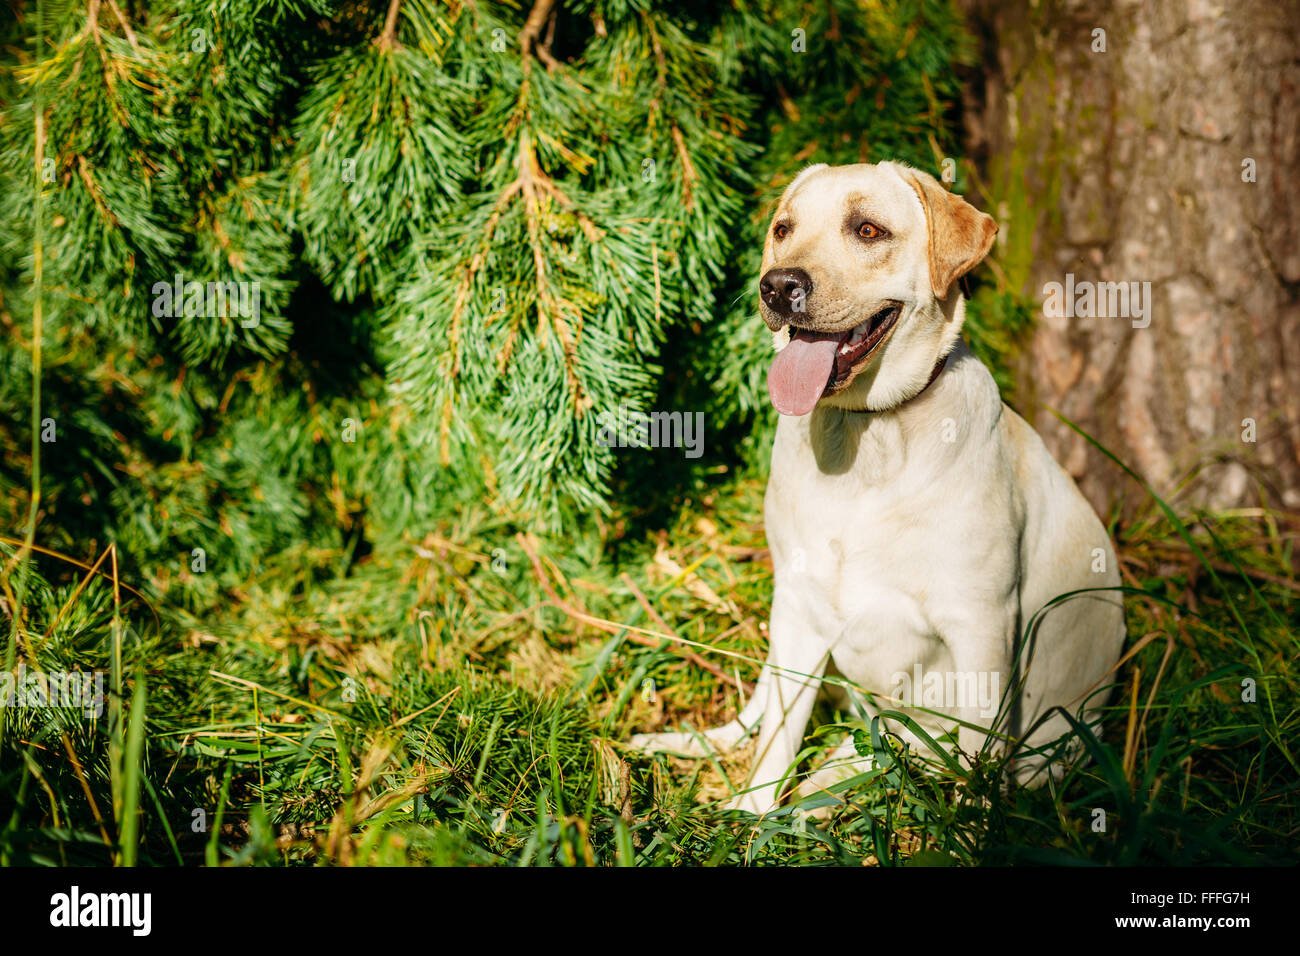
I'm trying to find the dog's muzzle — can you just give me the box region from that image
[767,303,902,416]
[760,268,813,327]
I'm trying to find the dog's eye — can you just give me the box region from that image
[773,223,790,240]
[857,221,885,240]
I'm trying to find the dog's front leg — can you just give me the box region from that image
[945,614,1016,771]
[729,598,830,815]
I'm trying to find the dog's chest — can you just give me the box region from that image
[767,470,940,633]
[763,413,1013,660]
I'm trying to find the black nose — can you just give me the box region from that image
[760,268,813,316]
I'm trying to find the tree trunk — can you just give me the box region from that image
[961,0,1300,514]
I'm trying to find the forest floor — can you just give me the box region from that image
[3,453,1298,866]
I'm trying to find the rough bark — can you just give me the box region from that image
[961,0,1300,513]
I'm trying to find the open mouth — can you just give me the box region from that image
[768,304,901,416]
[821,304,901,388]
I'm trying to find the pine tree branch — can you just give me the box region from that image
[519,0,560,72]
[543,4,558,52]
[645,14,669,112]
[3,76,47,648]
[81,0,133,103]
[516,131,582,405]
[644,14,698,212]
[377,0,404,51]
[650,238,662,326]
[670,125,698,213]
[104,0,141,56]
[439,177,523,463]
[84,0,115,94]
[85,0,102,45]
[75,155,119,229]
[450,122,604,422]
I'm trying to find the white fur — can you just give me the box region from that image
[632,163,1125,815]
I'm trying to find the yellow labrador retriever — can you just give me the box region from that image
[633,162,1125,815]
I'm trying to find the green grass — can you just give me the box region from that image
[1,442,1298,867]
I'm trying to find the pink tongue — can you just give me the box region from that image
[768,333,840,416]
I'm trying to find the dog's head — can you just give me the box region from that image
[759,162,997,416]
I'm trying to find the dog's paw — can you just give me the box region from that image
[629,718,753,759]
[628,731,713,758]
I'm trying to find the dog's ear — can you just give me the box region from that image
[902,168,998,300]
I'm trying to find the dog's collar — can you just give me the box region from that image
[864,353,948,414]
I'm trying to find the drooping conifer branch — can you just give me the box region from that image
[518,0,560,71]
[377,0,404,51]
